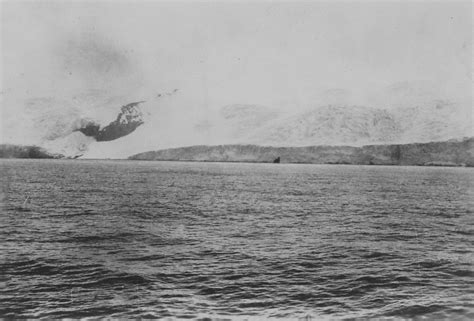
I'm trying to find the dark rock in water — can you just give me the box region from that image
[78,101,145,142]
[0,144,63,159]
[273,157,280,163]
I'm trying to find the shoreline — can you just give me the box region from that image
[129,139,474,168]
[2,138,473,168]
[1,157,472,168]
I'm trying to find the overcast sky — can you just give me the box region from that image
[1,0,472,111]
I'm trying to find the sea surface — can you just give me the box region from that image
[0,159,473,319]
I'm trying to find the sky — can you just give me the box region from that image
[0,0,472,145]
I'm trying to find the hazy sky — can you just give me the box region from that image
[1,0,472,110]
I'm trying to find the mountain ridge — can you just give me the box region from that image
[2,84,471,159]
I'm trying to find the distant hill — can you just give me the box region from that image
[0,144,62,159]
[129,137,474,167]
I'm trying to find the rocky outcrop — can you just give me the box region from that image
[77,101,145,141]
[129,137,474,167]
[0,144,63,159]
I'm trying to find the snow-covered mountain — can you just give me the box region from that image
[1,91,148,158]
[2,84,472,159]
[245,105,401,146]
[241,100,471,147]
[393,100,472,143]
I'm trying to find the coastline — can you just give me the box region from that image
[2,138,473,168]
[128,138,474,167]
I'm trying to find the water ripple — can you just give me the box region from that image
[0,159,473,319]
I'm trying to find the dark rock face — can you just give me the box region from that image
[78,101,145,142]
[78,123,101,138]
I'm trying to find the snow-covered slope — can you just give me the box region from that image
[1,90,148,158]
[82,99,471,159]
[3,84,471,159]
[246,105,401,146]
[193,104,283,143]
[394,100,472,143]
[41,132,95,158]
[243,101,471,147]
[218,104,282,139]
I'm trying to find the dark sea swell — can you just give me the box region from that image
[0,159,473,319]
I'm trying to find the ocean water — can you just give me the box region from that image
[0,159,473,319]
